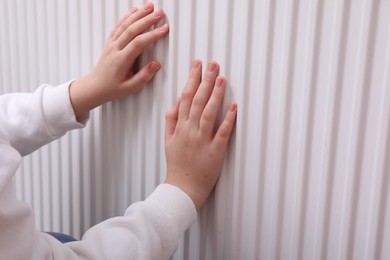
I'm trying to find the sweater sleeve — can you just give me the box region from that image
[0,81,87,156]
[0,84,197,259]
[60,184,197,260]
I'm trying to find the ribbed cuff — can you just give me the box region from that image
[146,184,197,236]
[42,81,89,137]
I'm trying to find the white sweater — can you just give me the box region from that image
[0,82,197,260]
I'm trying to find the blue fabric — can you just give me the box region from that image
[45,232,77,243]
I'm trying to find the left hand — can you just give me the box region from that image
[164,60,237,211]
[70,2,169,121]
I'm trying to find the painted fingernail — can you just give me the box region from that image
[230,103,237,112]
[216,77,224,87]
[143,2,153,11]
[192,60,201,69]
[130,7,138,14]
[154,9,163,17]
[160,23,169,32]
[149,62,160,72]
[207,62,216,72]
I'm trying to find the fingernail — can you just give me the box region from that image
[160,23,169,32]
[154,9,163,17]
[143,2,153,11]
[207,62,217,72]
[149,62,160,73]
[216,77,224,87]
[130,7,138,14]
[192,60,201,69]
[230,103,237,112]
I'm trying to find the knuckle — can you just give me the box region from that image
[192,96,204,107]
[118,23,128,34]
[131,37,144,49]
[202,110,214,123]
[111,40,121,50]
[107,39,121,50]
[165,111,173,120]
[175,124,183,134]
[125,27,136,39]
[181,88,194,100]
[172,123,188,137]
[139,72,151,82]
[218,127,230,139]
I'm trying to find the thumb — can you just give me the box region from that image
[123,61,161,94]
[165,97,181,141]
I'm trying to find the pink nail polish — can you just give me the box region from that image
[154,9,163,17]
[143,2,152,11]
[192,60,200,69]
[149,63,160,72]
[207,63,216,72]
[130,7,138,14]
[160,23,169,32]
[230,103,237,112]
[216,78,224,87]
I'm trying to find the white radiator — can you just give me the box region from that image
[1,0,390,259]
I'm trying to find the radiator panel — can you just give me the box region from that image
[1,0,390,259]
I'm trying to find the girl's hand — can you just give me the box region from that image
[164,60,237,211]
[70,2,169,121]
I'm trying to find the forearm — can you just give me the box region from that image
[69,75,106,123]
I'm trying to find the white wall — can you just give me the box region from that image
[1,0,390,259]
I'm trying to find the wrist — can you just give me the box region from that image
[164,177,208,212]
[69,75,103,122]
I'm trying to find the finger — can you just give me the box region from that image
[188,61,219,126]
[199,76,226,137]
[213,103,237,151]
[109,7,138,39]
[178,60,202,121]
[121,61,161,95]
[112,2,154,41]
[116,9,166,50]
[165,97,181,141]
[122,23,169,63]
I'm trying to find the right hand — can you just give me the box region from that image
[70,2,169,122]
[164,60,237,211]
